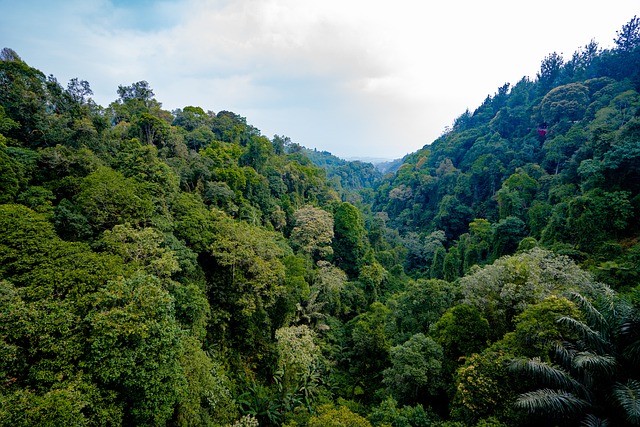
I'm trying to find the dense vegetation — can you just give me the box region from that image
[1,15,640,427]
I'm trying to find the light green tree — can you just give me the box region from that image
[290,205,334,261]
[101,223,179,278]
[460,248,598,340]
[308,405,372,427]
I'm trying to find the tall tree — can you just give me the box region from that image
[333,202,369,278]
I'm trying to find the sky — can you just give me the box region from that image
[0,1,638,160]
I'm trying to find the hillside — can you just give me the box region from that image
[373,24,640,286]
[1,15,640,427]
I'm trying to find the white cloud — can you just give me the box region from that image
[1,0,639,158]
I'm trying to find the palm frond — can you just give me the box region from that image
[554,340,578,368]
[509,357,584,393]
[514,388,590,415]
[621,316,640,361]
[558,316,609,354]
[572,351,617,376]
[581,413,609,427]
[567,291,607,330]
[613,379,640,424]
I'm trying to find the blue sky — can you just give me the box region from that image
[1,0,638,159]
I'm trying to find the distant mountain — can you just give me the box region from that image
[346,156,393,163]
[301,147,382,195]
[373,157,404,174]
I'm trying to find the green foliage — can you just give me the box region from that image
[308,405,373,427]
[510,287,640,425]
[451,350,519,425]
[382,333,444,404]
[459,248,598,339]
[431,304,491,363]
[0,148,19,203]
[208,212,285,317]
[290,205,334,260]
[387,279,455,344]
[4,30,640,425]
[83,274,184,425]
[368,397,436,427]
[346,302,391,401]
[333,202,369,278]
[510,295,582,358]
[275,325,319,392]
[101,223,180,278]
[75,166,153,233]
[539,83,590,123]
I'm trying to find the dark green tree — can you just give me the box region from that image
[510,287,640,426]
[333,202,369,278]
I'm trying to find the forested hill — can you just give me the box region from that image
[373,18,640,285]
[301,147,382,200]
[1,15,640,427]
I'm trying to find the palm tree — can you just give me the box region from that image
[509,286,640,426]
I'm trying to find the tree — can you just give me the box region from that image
[465,218,492,269]
[431,304,491,364]
[358,261,387,303]
[403,230,446,275]
[208,213,285,317]
[83,274,184,425]
[132,112,170,146]
[74,166,153,233]
[172,106,208,131]
[0,47,21,62]
[333,202,369,278]
[429,245,446,279]
[290,205,334,261]
[509,287,640,426]
[274,325,320,410]
[0,148,19,203]
[116,80,154,106]
[614,15,640,52]
[174,336,239,426]
[539,83,590,123]
[460,248,598,340]
[388,279,455,344]
[101,224,180,278]
[537,52,564,93]
[509,295,581,360]
[346,302,391,400]
[66,78,93,105]
[494,170,538,220]
[566,189,633,251]
[451,349,520,425]
[382,333,444,404]
[0,57,52,145]
[307,405,372,427]
[491,216,527,259]
[443,246,462,282]
[435,195,473,240]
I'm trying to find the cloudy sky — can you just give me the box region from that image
[1,1,637,159]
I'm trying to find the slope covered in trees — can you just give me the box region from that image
[0,15,640,427]
[373,18,640,288]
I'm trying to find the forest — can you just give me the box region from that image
[1,15,640,427]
